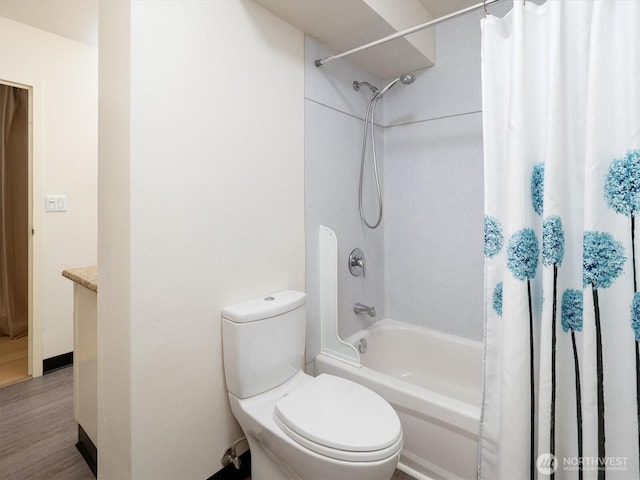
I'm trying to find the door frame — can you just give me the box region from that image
[1,79,43,377]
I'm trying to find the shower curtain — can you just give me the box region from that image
[480,2,640,480]
[0,84,28,338]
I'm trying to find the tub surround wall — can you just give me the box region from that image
[306,2,515,342]
[304,37,386,365]
[384,111,484,340]
[384,3,515,341]
[305,8,489,345]
[99,1,304,478]
[382,6,514,341]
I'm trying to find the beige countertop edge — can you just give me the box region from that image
[62,266,98,293]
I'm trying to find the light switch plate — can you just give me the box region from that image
[45,194,67,212]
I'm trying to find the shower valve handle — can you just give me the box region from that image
[349,248,366,278]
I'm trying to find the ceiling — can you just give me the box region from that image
[0,0,98,46]
[0,0,479,61]
[251,0,480,78]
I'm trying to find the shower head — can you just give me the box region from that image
[400,73,416,85]
[378,72,416,97]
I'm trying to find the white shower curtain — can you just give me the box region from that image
[480,2,640,479]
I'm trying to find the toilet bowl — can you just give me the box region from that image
[222,290,402,480]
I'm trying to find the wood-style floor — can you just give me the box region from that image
[0,366,94,480]
[0,335,29,387]
[0,364,415,480]
[392,469,414,480]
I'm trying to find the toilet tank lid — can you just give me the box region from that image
[222,290,306,323]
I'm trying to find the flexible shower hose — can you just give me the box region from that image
[359,92,383,229]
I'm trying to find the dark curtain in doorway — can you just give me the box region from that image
[0,85,28,338]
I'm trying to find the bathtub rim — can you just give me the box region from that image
[344,318,484,352]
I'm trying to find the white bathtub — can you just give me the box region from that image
[315,319,483,480]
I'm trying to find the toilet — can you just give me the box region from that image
[222,290,402,480]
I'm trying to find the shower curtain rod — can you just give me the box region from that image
[314,0,506,68]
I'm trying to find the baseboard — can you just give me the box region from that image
[43,352,73,374]
[207,451,251,480]
[76,424,97,478]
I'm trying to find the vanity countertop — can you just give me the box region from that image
[62,266,98,293]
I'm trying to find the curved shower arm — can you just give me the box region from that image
[353,81,379,95]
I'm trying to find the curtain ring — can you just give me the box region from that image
[483,0,488,17]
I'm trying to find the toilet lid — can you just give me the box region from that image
[274,374,402,458]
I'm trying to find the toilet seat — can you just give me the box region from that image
[273,374,403,462]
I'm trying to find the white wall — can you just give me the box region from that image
[304,37,386,365]
[97,0,132,476]
[99,1,304,478]
[0,17,98,359]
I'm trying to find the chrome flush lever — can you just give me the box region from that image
[349,248,366,278]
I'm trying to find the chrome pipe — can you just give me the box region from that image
[314,0,506,68]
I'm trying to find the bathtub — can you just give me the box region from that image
[315,319,483,480]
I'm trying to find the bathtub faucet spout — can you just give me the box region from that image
[354,303,376,318]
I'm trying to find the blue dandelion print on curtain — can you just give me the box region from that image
[543,217,565,267]
[507,227,539,478]
[543,215,565,475]
[605,149,640,290]
[484,215,504,258]
[531,163,545,216]
[605,149,640,219]
[562,290,583,333]
[583,231,626,476]
[493,282,503,316]
[583,231,626,289]
[507,229,539,280]
[605,149,640,472]
[562,289,584,480]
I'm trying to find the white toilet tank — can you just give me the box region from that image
[222,290,306,399]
